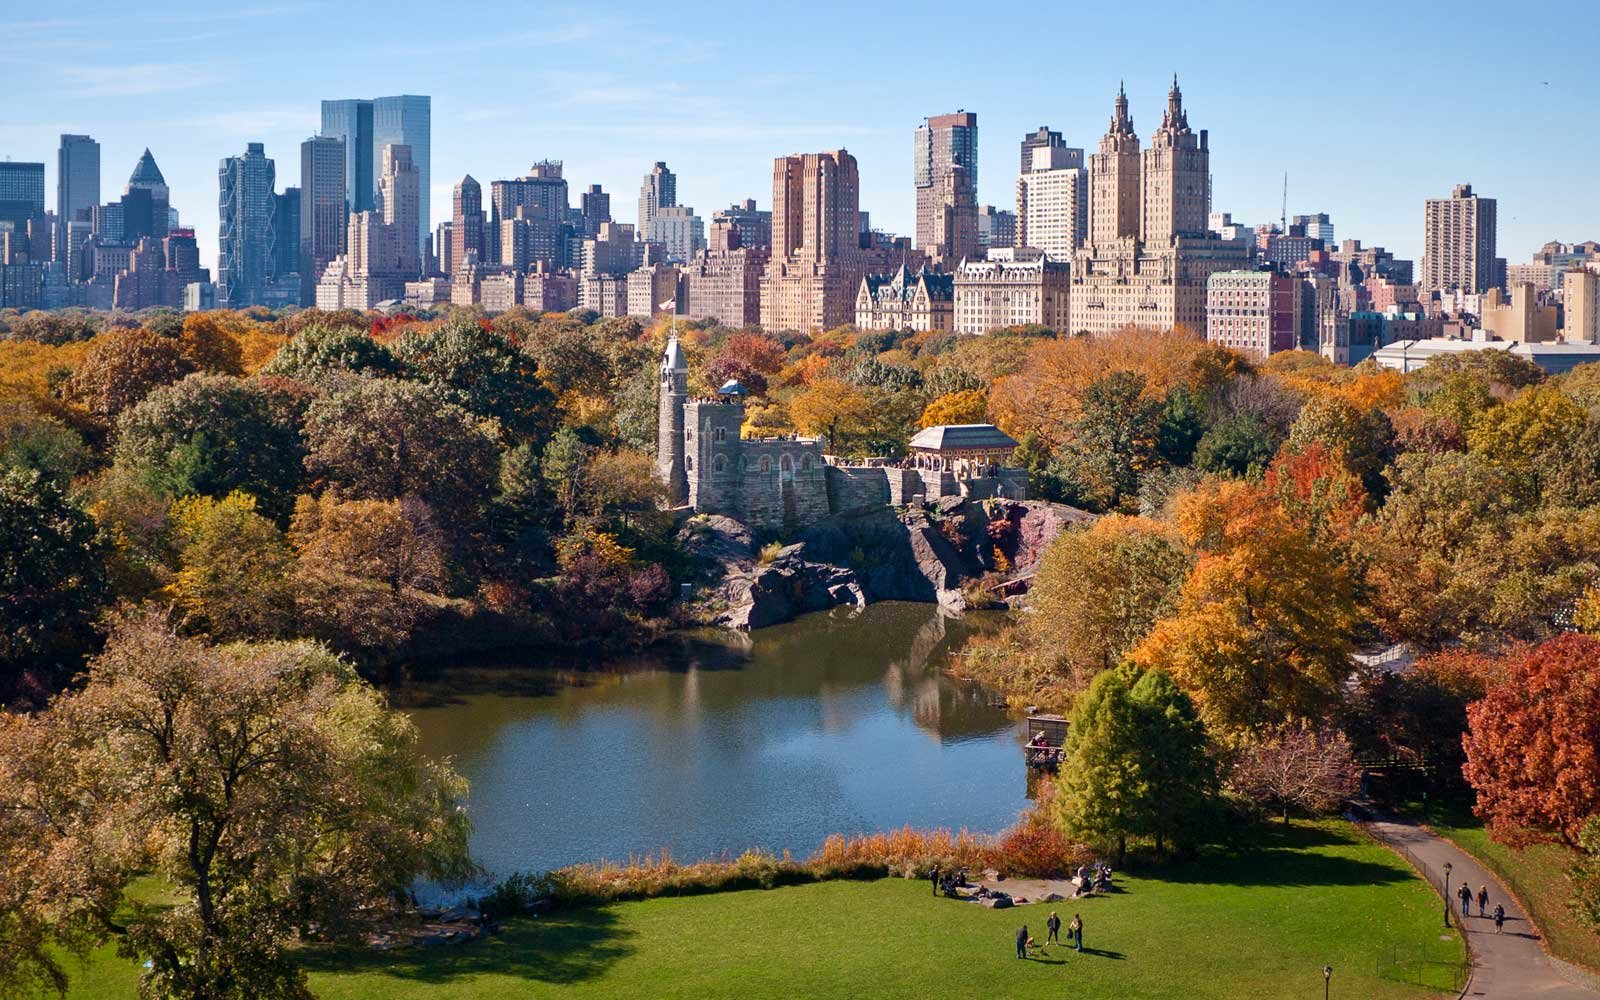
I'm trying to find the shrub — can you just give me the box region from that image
[757,541,785,565]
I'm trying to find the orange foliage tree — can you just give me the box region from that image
[1129,478,1357,738]
[987,326,1243,446]
[1463,634,1600,848]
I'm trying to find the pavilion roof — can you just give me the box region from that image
[908,424,1019,452]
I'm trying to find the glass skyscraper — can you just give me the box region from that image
[0,161,46,229]
[56,134,100,257]
[320,94,430,255]
[217,142,276,308]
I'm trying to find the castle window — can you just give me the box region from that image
[780,454,793,472]
[802,456,812,470]
[715,427,726,442]
[714,454,727,472]
[759,457,771,473]
[685,456,693,471]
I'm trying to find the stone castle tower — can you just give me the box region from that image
[1140,75,1210,245]
[656,336,688,505]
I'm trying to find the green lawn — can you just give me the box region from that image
[65,820,1462,1000]
[1426,804,1600,974]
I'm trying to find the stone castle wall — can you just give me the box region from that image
[825,465,891,515]
[737,439,830,532]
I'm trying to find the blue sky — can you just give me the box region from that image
[3,0,1597,276]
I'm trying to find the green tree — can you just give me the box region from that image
[0,392,90,485]
[0,617,472,1000]
[302,379,500,523]
[1156,383,1207,467]
[1128,669,1219,855]
[540,426,593,526]
[393,321,557,444]
[113,374,303,518]
[260,323,403,387]
[1053,668,1146,865]
[1056,370,1165,512]
[0,467,107,694]
[1193,411,1277,478]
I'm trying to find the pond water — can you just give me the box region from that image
[396,602,1031,880]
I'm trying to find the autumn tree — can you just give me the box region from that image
[1228,723,1360,824]
[1463,634,1600,847]
[0,468,107,696]
[175,313,246,376]
[302,379,500,523]
[583,447,667,529]
[918,388,988,428]
[1467,383,1586,477]
[1026,515,1190,689]
[62,327,195,421]
[1130,479,1357,738]
[1193,411,1278,477]
[789,378,875,454]
[0,391,90,485]
[1283,394,1394,498]
[540,426,594,526]
[167,492,295,642]
[289,493,448,652]
[1262,442,1368,550]
[0,617,472,999]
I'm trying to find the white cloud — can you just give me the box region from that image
[62,63,222,99]
[179,109,319,137]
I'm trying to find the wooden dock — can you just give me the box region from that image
[1025,713,1068,770]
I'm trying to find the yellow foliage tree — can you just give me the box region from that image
[918,389,988,428]
[1468,383,1586,470]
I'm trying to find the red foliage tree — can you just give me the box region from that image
[1463,633,1600,847]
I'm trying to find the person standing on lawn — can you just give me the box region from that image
[1015,924,1029,959]
[1046,911,1061,945]
[1069,914,1083,952]
[931,865,940,896]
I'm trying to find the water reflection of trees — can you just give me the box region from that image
[395,603,1018,763]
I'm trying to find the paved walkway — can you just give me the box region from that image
[1362,811,1600,999]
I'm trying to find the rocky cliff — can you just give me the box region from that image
[677,498,1092,629]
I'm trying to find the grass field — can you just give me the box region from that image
[1425,804,1600,974]
[64,820,1462,1000]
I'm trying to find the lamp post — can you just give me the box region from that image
[1323,964,1333,1000]
[1443,861,1454,928]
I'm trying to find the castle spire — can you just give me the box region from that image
[662,334,686,373]
[1109,81,1135,137]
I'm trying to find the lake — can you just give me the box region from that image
[396,602,1030,879]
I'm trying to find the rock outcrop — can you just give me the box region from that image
[678,499,1092,630]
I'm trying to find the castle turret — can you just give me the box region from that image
[656,335,688,505]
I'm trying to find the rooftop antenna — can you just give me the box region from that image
[1281,173,1288,232]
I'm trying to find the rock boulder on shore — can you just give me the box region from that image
[678,499,1092,630]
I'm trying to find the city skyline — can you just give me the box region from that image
[2,1,1598,278]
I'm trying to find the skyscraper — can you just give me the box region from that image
[56,134,99,259]
[299,135,346,305]
[762,150,862,331]
[1019,126,1064,177]
[321,95,430,252]
[1090,83,1141,246]
[490,161,568,268]
[320,98,374,213]
[638,162,676,239]
[451,175,483,271]
[1016,144,1087,260]
[378,143,420,279]
[1422,183,1498,295]
[914,111,979,266]
[127,149,171,238]
[217,142,275,308]
[580,184,611,237]
[373,96,430,255]
[0,162,46,231]
[271,188,300,284]
[1140,76,1210,245]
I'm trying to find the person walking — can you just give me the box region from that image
[1016,924,1029,959]
[930,865,940,897]
[1457,882,1471,917]
[1494,904,1506,934]
[1046,911,1061,945]
[1478,885,1489,917]
[1069,913,1083,952]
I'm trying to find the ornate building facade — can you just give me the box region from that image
[855,265,954,332]
[1067,79,1250,337]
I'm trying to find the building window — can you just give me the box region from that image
[685,456,693,471]
[780,454,793,472]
